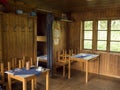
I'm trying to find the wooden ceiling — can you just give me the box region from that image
[18,0,120,12]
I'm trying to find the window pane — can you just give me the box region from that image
[111,20,120,30]
[97,41,107,50]
[84,21,93,30]
[98,31,107,40]
[98,20,107,30]
[84,31,92,39]
[84,40,92,49]
[110,42,120,52]
[111,31,120,41]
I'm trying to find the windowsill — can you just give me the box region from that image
[81,50,120,55]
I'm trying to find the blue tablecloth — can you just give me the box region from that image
[9,68,41,76]
[71,53,99,60]
[74,54,91,58]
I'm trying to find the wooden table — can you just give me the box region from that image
[68,53,100,83]
[6,68,50,90]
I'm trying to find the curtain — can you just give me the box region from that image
[46,13,54,76]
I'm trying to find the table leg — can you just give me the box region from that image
[86,61,88,83]
[8,75,11,90]
[68,60,71,79]
[31,79,35,90]
[46,71,49,90]
[98,56,100,75]
[23,79,27,90]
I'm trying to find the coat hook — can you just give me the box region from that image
[21,25,25,31]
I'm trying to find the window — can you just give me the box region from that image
[83,21,93,49]
[97,20,107,50]
[110,20,120,52]
[82,19,120,52]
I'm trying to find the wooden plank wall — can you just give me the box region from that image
[0,14,2,61]
[66,21,80,50]
[53,21,67,65]
[68,8,120,78]
[1,13,37,65]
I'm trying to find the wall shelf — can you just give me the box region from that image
[60,19,72,22]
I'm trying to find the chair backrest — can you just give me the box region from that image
[75,48,80,54]
[58,50,68,63]
[21,56,33,68]
[0,62,4,82]
[68,49,74,56]
[8,58,22,70]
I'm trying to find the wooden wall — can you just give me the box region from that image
[0,14,2,60]
[1,13,37,65]
[68,8,120,78]
[66,21,80,50]
[53,21,67,65]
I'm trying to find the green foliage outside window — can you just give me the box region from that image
[83,20,120,52]
[84,21,93,49]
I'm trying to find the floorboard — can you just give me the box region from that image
[12,69,120,90]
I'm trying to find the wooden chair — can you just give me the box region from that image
[21,56,33,68]
[7,57,36,88]
[0,62,4,83]
[68,49,74,55]
[0,62,8,90]
[8,57,22,70]
[21,56,37,88]
[55,49,69,77]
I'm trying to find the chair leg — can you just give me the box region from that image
[63,65,65,77]
[53,66,57,75]
[34,78,37,88]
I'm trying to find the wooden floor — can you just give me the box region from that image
[12,69,120,90]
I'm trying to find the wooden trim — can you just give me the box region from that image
[93,20,97,51]
[33,17,37,65]
[100,73,120,79]
[107,20,111,52]
[80,21,83,51]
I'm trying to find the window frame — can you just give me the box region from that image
[97,20,108,51]
[82,21,93,50]
[82,19,120,53]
